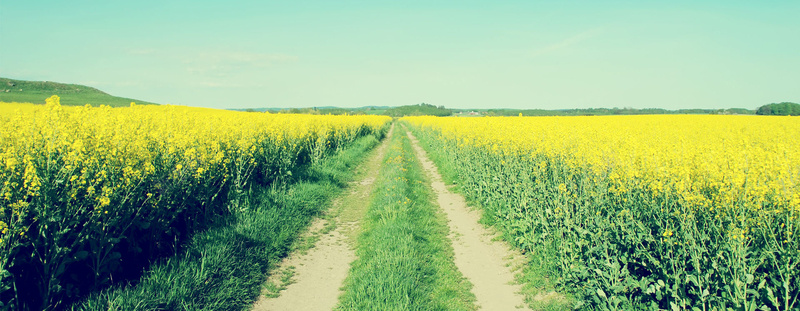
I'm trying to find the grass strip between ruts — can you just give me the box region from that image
[337,125,476,311]
[73,133,384,310]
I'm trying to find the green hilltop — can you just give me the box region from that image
[0,77,158,107]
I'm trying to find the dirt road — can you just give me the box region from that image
[408,131,531,310]
[252,126,530,310]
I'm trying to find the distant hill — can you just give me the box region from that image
[383,103,452,117]
[0,77,158,107]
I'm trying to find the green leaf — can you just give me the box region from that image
[73,250,89,260]
[597,288,607,299]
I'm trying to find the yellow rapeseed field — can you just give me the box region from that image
[0,96,389,239]
[406,115,799,224]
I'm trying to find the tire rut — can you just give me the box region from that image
[407,130,532,311]
[251,125,393,311]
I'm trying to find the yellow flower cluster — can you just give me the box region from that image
[404,115,800,217]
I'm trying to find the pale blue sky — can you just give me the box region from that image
[1,1,798,109]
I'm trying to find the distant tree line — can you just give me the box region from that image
[271,107,367,115]
[756,102,800,116]
[242,104,454,117]
[483,107,755,117]
[384,103,452,117]
[243,103,793,117]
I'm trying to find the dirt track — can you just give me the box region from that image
[408,131,531,310]
[251,127,392,311]
[252,126,530,310]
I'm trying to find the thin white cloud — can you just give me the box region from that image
[128,48,157,55]
[78,80,140,88]
[184,52,298,76]
[178,51,299,88]
[531,28,604,57]
[198,81,241,88]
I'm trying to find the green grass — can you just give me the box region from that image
[261,266,296,299]
[72,134,383,310]
[0,77,158,106]
[336,125,476,311]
